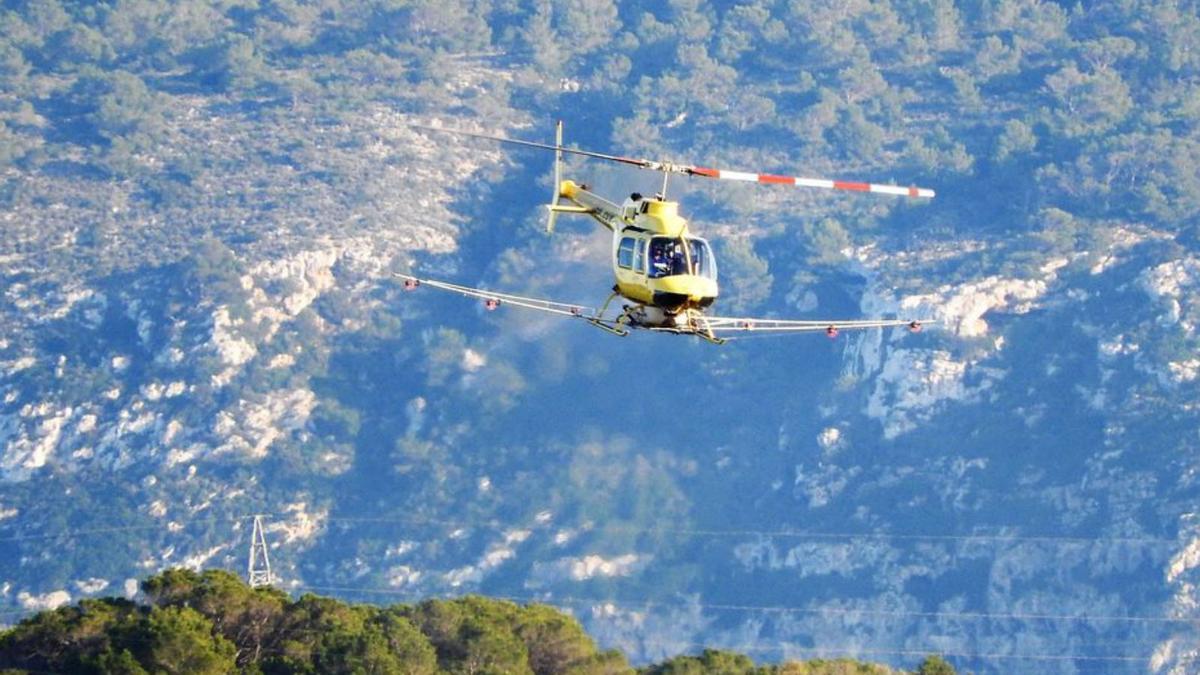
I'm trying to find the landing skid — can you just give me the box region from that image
[610,304,727,344]
[587,318,629,337]
[691,330,727,346]
[648,326,727,345]
[686,309,726,345]
[585,291,630,337]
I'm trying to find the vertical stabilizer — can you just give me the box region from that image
[545,120,564,233]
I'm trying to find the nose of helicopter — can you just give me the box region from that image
[652,274,718,309]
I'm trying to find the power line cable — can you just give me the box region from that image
[291,585,1198,627]
[0,512,1180,548]
[316,515,1183,547]
[0,516,252,543]
[291,585,1196,665]
[652,641,1181,665]
[3,516,1192,648]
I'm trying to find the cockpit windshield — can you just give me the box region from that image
[648,237,717,280]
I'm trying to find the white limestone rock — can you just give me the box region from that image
[897,275,1050,338]
[1140,257,1200,317]
[213,389,316,460]
[180,545,227,570]
[74,578,109,594]
[385,541,418,559]
[253,247,339,317]
[583,595,710,664]
[387,566,422,588]
[269,502,327,544]
[865,349,1000,440]
[817,426,843,452]
[529,553,649,587]
[17,589,71,610]
[461,348,487,372]
[1,405,74,480]
[794,463,860,508]
[405,396,426,437]
[209,306,257,387]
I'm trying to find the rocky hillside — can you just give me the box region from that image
[3,2,1200,674]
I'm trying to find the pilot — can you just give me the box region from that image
[650,241,669,277]
[669,243,688,275]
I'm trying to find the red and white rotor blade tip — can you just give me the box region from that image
[689,166,935,198]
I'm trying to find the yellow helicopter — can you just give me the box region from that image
[398,121,935,344]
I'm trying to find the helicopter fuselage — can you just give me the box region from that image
[557,180,718,320]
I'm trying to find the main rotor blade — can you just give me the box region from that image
[412,123,934,198]
[409,124,651,170]
[686,166,935,198]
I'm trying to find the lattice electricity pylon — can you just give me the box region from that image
[247,515,273,588]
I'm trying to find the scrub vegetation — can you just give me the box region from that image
[0,569,953,674]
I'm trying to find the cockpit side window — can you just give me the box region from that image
[617,237,636,269]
